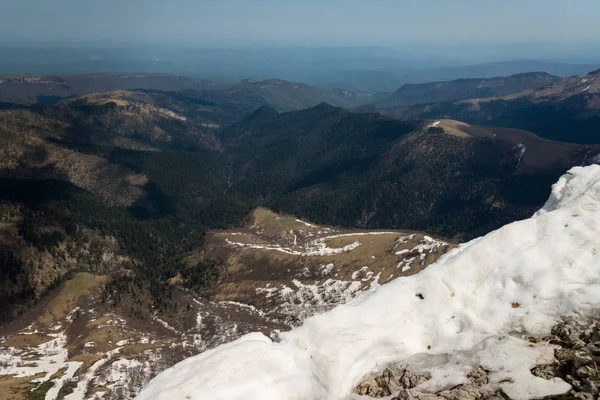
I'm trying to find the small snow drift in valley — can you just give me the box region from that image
[136,166,600,400]
[513,143,526,168]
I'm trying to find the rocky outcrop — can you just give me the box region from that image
[532,319,600,399]
[357,366,507,400]
[355,368,429,397]
[356,318,600,400]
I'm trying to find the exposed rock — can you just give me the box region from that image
[389,367,507,400]
[356,366,508,399]
[357,319,600,399]
[355,367,429,397]
[531,319,600,398]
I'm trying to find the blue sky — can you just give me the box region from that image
[1,0,599,46]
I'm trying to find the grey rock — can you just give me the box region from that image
[358,318,600,400]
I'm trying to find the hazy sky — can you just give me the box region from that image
[2,0,600,46]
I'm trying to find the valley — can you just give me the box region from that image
[4,2,600,398]
[0,64,599,399]
[0,209,451,399]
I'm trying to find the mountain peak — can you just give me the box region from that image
[262,78,290,85]
[314,101,338,111]
[243,105,279,122]
[589,68,600,76]
[308,101,348,117]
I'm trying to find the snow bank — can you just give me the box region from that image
[137,166,600,400]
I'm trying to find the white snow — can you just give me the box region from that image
[513,143,527,168]
[320,263,335,276]
[428,121,441,128]
[45,360,81,400]
[64,355,111,400]
[391,234,416,253]
[154,316,178,333]
[295,219,318,228]
[0,331,83,400]
[63,345,129,400]
[218,301,267,317]
[102,357,145,383]
[397,256,416,272]
[225,231,397,257]
[395,235,447,257]
[137,166,600,400]
[0,332,80,381]
[157,107,187,121]
[224,237,360,256]
[256,278,366,323]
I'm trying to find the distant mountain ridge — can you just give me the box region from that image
[0,73,218,105]
[373,72,563,108]
[0,73,374,112]
[371,69,600,144]
[226,78,372,111]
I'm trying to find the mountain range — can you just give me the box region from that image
[372,71,563,108]
[368,69,600,143]
[0,74,374,111]
[1,68,600,399]
[0,74,218,105]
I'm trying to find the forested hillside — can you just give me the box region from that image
[227,78,373,110]
[222,108,568,238]
[0,100,252,321]
[1,91,598,323]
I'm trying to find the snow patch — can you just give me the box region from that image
[320,263,335,276]
[295,219,318,228]
[256,278,367,324]
[0,331,84,400]
[218,301,267,317]
[513,143,527,169]
[391,234,416,253]
[154,316,178,333]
